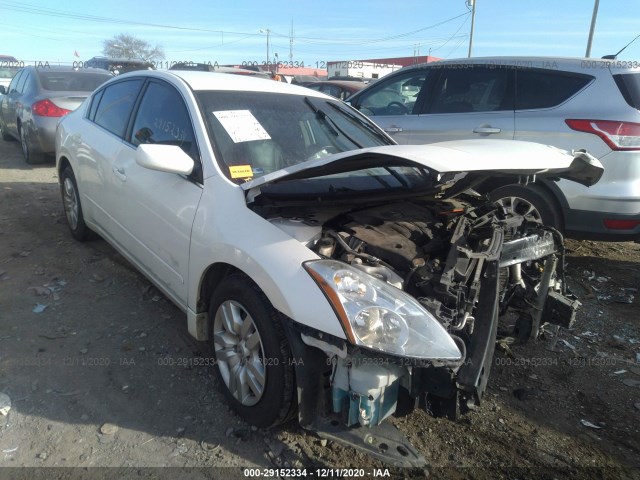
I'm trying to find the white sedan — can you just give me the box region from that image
[56,70,602,466]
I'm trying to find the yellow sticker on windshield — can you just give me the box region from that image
[229,165,254,179]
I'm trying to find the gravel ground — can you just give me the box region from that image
[0,137,639,480]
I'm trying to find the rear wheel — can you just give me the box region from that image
[60,166,92,241]
[489,184,561,230]
[0,121,12,141]
[209,275,296,427]
[20,126,45,164]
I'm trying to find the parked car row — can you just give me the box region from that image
[0,66,113,163]
[54,68,602,465]
[2,55,638,241]
[345,56,640,242]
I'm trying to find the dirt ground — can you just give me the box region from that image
[0,137,639,480]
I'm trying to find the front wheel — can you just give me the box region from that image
[489,184,562,230]
[209,275,297,428]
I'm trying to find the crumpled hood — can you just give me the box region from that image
[241,139,604,193]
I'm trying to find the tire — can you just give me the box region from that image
[0,120,12,141]
[209,275,296,428]
[488,184,562,230]
[60,166,92,241]
[20,126,45,164]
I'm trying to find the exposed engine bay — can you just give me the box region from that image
[257,197,579,465]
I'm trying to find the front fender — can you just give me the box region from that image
[188,175,347,340]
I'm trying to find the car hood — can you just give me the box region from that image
[241,140,603,195]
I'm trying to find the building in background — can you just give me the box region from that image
[327,55,440,80]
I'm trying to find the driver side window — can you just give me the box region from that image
[130,81,198,162]
[356,70,429,116]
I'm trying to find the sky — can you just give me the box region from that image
[0,0,638,68]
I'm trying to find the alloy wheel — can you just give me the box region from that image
[213,300,266,406]
[20,128,29,160]
[494,195,542,223]
[62,177,79,230]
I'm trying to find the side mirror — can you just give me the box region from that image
[0,85,6,95]
[135,144,194,175]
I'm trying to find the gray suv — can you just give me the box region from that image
[347,56,640,241]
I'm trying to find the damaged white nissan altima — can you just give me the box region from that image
[56,70,603,466]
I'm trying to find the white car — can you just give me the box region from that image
[56,70,602,466]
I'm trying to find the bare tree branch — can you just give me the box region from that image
[102,33,165,61]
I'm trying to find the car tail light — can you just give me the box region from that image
[32,99,72,117]
[565,119,640,151]
[603,219,640,230]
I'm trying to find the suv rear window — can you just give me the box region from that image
[516,69,592,110]
[613,73,640,110]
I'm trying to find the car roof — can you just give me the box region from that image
[312,80,366,88]
[21,65,111,74]
[399,55,632,71]
[89,56,150,64]
[116,69,330,97]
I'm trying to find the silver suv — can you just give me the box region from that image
[347,56,640,241]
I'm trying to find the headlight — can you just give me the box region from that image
[304,260,461,360]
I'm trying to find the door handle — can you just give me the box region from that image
[112,166,126,181]
[473,127,501,134]
[384,126,403,133]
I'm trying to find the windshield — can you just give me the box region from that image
[195,91,393,182]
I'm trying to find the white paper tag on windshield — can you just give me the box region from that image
[213,110,271,143]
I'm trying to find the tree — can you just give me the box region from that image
[102,33,165,61]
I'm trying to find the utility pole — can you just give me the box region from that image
[266,29,270,65]
[586,0,600,57]
[260,29,271,64]
[467,0,476,58]
[289,21,294,61]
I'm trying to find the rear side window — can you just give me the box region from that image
[516,69,592,110]
[7,70,23,93]
[428,66,512,114]
[15,71,29,93]
[613,73,640,110]
[93,80,144,138]
[87,89,105,121]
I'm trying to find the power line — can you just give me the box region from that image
[430,13,471,52]
[270,12,470,46]
[0,1,471,51]
[0,1,260,36]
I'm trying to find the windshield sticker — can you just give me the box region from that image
[213,110,271,143]
[229,165,254,179]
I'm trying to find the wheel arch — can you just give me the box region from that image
[196,262,243,317]
[477,179,566,232]
[57,156,72,178]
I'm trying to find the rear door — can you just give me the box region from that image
[514,68,595,149]
[414,64,515,143]
[77,78,145,233]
